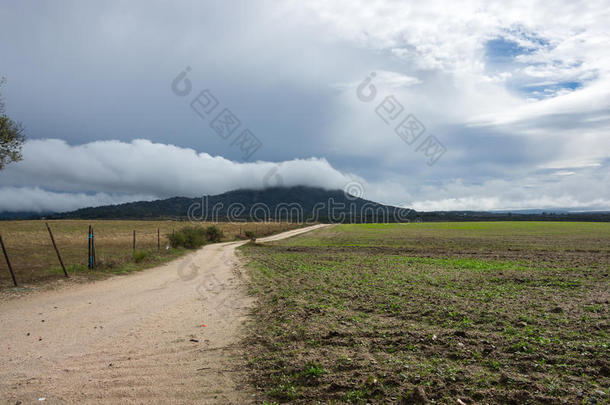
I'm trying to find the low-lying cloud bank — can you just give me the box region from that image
[0,139,359,213]
[408,171,610,212]
[410,196,610,212]
[1,138,608,214]
[0,187,156,213]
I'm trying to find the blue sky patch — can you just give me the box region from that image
[485,37,533,64]
[520,81,582,98]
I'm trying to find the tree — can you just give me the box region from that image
[0,77,25,170]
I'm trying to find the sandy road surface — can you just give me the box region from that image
[0,224,328,404]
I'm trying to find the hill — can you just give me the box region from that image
[48,186,415,222]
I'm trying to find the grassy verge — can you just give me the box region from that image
[241,222,609,404]
[46,247,187,278]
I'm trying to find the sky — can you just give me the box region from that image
[1,0,609,213]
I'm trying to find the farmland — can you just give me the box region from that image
[0,220,301,288]
[241,222,610,404]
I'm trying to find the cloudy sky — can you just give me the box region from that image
[1,0,609,212]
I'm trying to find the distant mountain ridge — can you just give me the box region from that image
[0,211,54,220]
[48,186,415,222]
[2,187,609,222]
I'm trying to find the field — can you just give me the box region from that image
[241,222,610,404]
[0,220,300,288]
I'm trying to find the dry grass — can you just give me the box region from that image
[0,220,301,287]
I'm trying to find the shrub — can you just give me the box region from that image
[168,226,207,249]
[204,225,224,242]
[133,249,148,263]
[168,225,225,249]
[244,230,256,242]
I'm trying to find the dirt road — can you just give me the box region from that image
[0,224,328,404]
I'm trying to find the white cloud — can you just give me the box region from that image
[0,187,155,213]
[538,160,601,170]
[0,139,362,212]
[296,0,610,78]
[331,70,421,92]
[297,1,610,145]
[411,196,610,212]
[0,137,608,213]
[408,168,610,211]
[373,71,422,89]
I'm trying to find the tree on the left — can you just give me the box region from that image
[0,76,25,170]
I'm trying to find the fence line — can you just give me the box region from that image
[0,222,298,285]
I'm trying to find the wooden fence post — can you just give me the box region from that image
[0,232,17,287]
[46,223,68,278]
[133,230,136,252]
[157,228,160,251]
